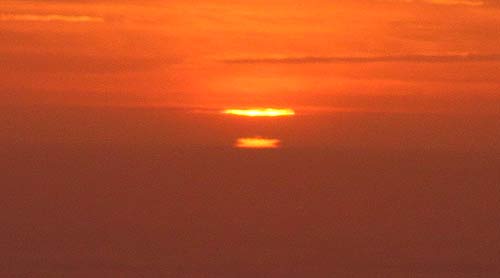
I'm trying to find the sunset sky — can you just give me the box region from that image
[2,1,500,277]
[2,0,500,111]
[2,0,500,149]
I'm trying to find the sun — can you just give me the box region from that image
[223,108,295,117]
[235,137,281,149]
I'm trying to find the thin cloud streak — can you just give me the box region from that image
[222,54,500,64]
[412,0,485,6]
[0,13,104,23]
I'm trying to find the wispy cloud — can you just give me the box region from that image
[221,54,500,64]
[404,0,485,6]
[0,13,104,23]
[0,52,178,73]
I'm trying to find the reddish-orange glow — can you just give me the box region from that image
[235,137,281,149]
[2,1,500,276]
[3,1,500,111]
[223,108,295,117]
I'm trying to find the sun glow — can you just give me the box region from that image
[223,108,295,117]
[235,137,281,149]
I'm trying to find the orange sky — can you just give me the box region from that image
[3,4,500,275]
[1,0,500,113]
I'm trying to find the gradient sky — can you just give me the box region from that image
[3,2,500,277]
[2,0,500,151]
[2,0,500,113]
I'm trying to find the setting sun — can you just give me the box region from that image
[235,137,281,149]
[223,108,295,117]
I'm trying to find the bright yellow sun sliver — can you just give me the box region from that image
[223,108,295,117]
[235,137,281,149]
